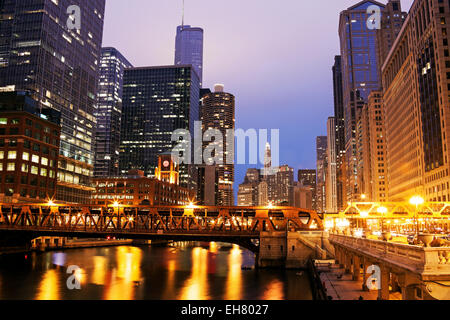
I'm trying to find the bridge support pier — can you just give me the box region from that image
[378,266,390,300]
[352,255,361,281]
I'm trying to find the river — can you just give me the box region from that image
[0,242,313,300]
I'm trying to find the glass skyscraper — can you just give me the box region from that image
[339,0,385,201]
[0,0,106,203]
[119,65,200,187]
[94,47,133,178]
[175,25,204,85]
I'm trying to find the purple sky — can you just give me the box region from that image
[102,0,414,198]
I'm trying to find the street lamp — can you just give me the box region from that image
[410,196,424,241]
[377,206,388,234]
[267,202,274,209]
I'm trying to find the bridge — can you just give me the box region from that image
[0,203,326,268]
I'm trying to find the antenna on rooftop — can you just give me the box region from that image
[182,0,185,27]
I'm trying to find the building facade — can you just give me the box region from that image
[338,0,404,203]
[326,117,338,212]
[298,169,317,210]
[92,170,192,206]
[175,25,204,85]
[0,0,106,203]
[316,136,328,213]
[332,56,347,210]
[200,84,235,206]
[94,47,133,178]
[0,91,60,203]
[382,0,450,202]
[119,65,200,188]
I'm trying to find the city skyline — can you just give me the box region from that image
[102,0,414,194]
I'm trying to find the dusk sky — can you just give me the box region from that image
[102,0,414,198]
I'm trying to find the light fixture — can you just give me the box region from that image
[409,196,425,206]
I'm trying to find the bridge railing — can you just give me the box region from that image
[329,234,450,276]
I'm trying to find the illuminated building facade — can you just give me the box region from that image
[200,84,235,206]
[92,170,192,206]
[326,117,338,212]
[94,47,133,178]
[0,0,106,204]
[383,0,450,202]
[119,65,200,188]
[316,136,327,213]
[0,91,60,203]
[338,0,404,202]
[298,169,317,210]
[155,153,180,185]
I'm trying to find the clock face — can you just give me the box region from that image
[163,160,170,168]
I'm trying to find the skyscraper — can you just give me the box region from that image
[382,0,450,202]
[119,65,200,188]
[94,47,133,178]
[175,25,204,85]
[326,117,338,212]
[338,0,404,202]
[201,84,235,206]
[0,0,106,203]
[332,56,346,210]
[316,136,327,213]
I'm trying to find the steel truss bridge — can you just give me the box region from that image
[335,201,450,219]
[0,204,324,253]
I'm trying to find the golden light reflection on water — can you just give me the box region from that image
[161,259,177,299]
[224,244,242,300]
[179,247,209,300]
[92,256,107,285]
[209,242,218,253]
[104,246,142,300]
[36,269,60,300]
[261,280,284,300]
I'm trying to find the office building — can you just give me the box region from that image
[298,169,317,211]
[316,136,327,213]
[0,0,106,203]
[175,25,204,85]
[382,0,450,202]
[326,117,338,212]
[196,165,219,206]
[119,65,200,188]
[338,0,404,202]
[0,91,60,203]
[94,47,133,178]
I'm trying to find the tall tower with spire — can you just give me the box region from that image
[175,2,204,86]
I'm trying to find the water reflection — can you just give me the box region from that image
[225,245,242,300]
[262,280,284,300]
[92,256,107,286]
[105,246,142,300]
[179,247,209,300]
[0,243,312,300]
[36,270,60,300]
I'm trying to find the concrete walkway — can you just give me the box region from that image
[318,263,402,300]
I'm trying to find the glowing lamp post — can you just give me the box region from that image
[377,206,388,239]
[410,196,424,240]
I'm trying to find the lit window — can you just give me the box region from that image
[22,152,29,161]
[32,155,39,163]
[7,163,15,171]
[41,157,48,166]
[40,168,47,177]
[0,118,7,125]
[21,164,29,173]
[0,151,3,159]
[31,166,39,175]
